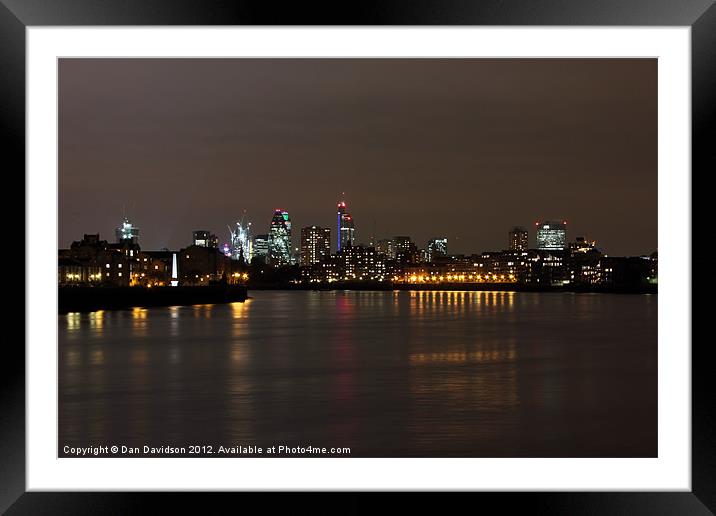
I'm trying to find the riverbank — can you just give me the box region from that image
[58,285,248,313]
[248,282,657,294]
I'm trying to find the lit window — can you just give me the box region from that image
[118,272,122,277]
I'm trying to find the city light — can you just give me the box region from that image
[59,210,656,292]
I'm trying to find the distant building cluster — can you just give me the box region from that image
[296,205,656,289]
[58,203,658,290]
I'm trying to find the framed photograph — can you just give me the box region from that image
[4,0,713,513]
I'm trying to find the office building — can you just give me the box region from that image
[427,238,448,262]
[252,234,269,262]
[337,200,356,251]
[268,209,292,265]
[536,221,567,250]
[508,226,529,251]
[300,225,331,266]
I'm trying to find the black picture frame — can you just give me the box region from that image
[2,1,713,513]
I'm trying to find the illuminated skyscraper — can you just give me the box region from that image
[508,226,529,251]
[536,221,567,250]
[115,217,139,244]
[427,238,448,262]
[268,209,292,265]
[253,234,269,260]
[337,200,355,251]
[301,226,331,266]
[228,221,252,263]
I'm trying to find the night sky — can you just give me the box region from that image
[59,58,656,256]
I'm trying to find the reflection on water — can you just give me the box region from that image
[59,291,657,457]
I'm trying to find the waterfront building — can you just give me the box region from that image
[58,257,102,286]
[538,249,568,285]
[566,237,601,285]
[136,250,173,287]
[508,226,529,251]
[339,245,385,281]
[477,250,541,283]
[268,209,292,265]
[536,221,567,250]
[302,245,386,283]
[598,256,654,289]
[426,238,448,262]
[59,233,139,287]
[394,249,553,285]
[300,225,331,266]
[179,244,245,286]
[337,200,356,251]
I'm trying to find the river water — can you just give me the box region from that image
[59,290,657,457]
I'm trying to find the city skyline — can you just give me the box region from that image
[59,58,656,255]
[66,205,654,259]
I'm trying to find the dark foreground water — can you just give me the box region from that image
[59,291,657,457]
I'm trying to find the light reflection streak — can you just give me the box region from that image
[88,310,104,330]
[192,304,214,319]
[168,306,180,338]
[89,349,105,366]
[131,307,148,337]
[66,312,81,330]
[409,349,517,364]
[407,290,516,316]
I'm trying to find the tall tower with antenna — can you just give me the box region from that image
[336,193,355,252]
